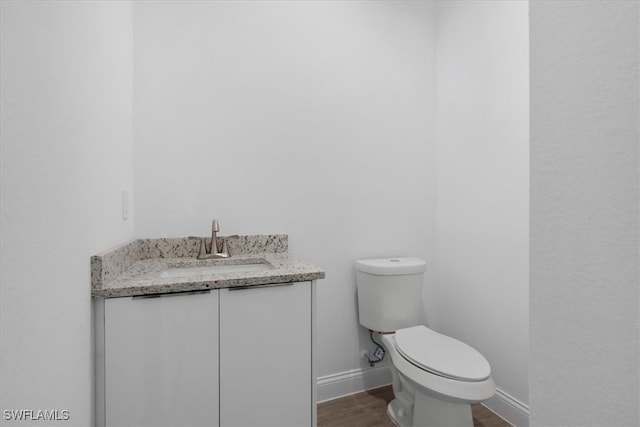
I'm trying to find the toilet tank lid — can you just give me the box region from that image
[355,257,426,276]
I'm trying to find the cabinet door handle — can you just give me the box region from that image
[132,289,211,299]
[227,282,294,291]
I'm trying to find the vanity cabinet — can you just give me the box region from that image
[101,290,219,427]
[95,281,316,427]
[219,281,313,427]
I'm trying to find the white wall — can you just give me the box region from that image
[132,0,436,385]
[0,2,133,425]
[530,1,639,426]
[434,1,530,424]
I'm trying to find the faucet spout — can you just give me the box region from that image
[211,220,220,254]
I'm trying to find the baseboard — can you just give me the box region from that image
[483,388,530,427]
[317,364,392,403]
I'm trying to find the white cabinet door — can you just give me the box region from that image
[104,290,219,427]
[219,282,312,427]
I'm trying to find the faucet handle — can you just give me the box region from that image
[212,220,219,232]
[188,236,207,258]
[219,238,230,257]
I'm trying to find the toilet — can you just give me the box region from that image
[355,257,495,427]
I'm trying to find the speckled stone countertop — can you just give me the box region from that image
[91,235,325,298]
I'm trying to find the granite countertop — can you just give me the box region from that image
[91,235,325,298]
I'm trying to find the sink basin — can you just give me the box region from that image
[160,263,271,279]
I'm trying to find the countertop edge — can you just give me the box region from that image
[91,271,325,299]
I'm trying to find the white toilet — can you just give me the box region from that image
[355,257,495,427]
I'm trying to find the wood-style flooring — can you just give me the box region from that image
[318,385,511,427]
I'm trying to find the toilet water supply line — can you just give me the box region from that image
[365,330,386,367]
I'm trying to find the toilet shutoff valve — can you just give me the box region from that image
[373,346,385,360]
[364,330,386,367]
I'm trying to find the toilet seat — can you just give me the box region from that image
[394,326,491,382]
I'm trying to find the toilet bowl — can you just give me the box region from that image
[380,327,495,427]
[355,257,495,427]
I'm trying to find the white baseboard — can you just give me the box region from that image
[317,364,392,403]
[317,366,530,427]
[483,388,530,427]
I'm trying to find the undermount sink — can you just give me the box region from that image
[160,262,272,279]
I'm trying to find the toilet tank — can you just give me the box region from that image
[355,257,426,333]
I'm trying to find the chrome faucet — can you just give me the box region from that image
[189,219,230,259]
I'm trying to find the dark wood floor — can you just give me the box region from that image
[318,385,511,427]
